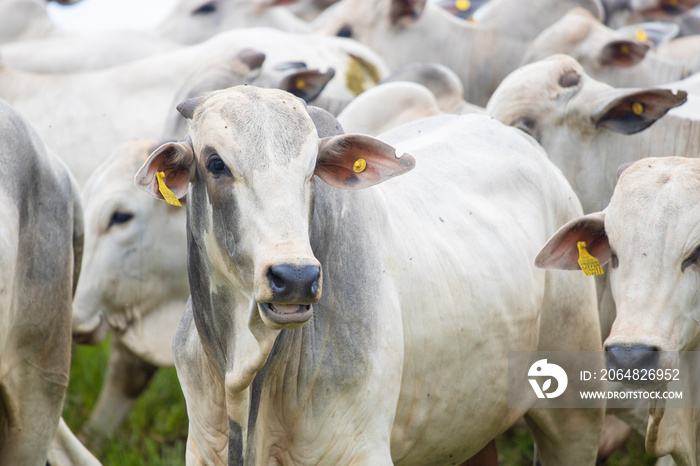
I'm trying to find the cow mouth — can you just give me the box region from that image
[259,303,314,326]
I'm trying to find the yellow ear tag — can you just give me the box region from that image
[296,78,307,89]
[632,101,644,115]
[353,158,367,173]
[577,241,604,276]
[455,0,470,11]
[156,171,182,207]
[635,29,648,43]
[620,44,630,54]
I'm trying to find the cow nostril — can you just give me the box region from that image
[268,264,321,299]
[267,268,286,292]
[605,345,660,372]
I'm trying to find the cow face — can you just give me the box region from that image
[488,54,686,146]
[487,53,686,213]
[73,141,188,344]
[536,157,700,377]
[136,86,414,331]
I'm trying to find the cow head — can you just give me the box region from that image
[536,157,700,374]
[73,140,188,356]
[136,86,414,333]
[486,54,686,212]
[488,54,685,142]
[522,9,652,78]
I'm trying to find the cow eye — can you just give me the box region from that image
[610,251,619,269]
[193,1,217,14]
[682,246,700,272]
[337,25,353,38]
[207,155,232,177]
[108,211,134,229]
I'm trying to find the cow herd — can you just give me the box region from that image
[1,0,700,465]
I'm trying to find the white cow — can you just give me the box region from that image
[522,9,700,89]
[486,54,690,216]
[603,0,700,28]
[487,53,695,462]
[135,86,603,465]
[0,0,320,74]
[337,79,482,136]
[0,31,181,73]
[486,53,691,334]
[337,81,444,135]
[382,62,484,114]
[536,156,700,466]
[0,28,387,186]
[314,0,604,106]
[0,0,80,45]
[155,0,310,44]
[337,62,485,135]
[0,97,85,463]
[72,140,188,446]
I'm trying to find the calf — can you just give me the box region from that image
[136,85,603,465]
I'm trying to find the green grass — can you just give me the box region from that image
[63,337,188,466]
[63,338,657,465]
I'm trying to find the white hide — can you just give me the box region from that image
[73,140,187,367]
[536,157,700,466]
[314,0,604,106]
[0,28,388,186]
[522,8,700,89]
[146,86,603,465]
[154,0,310,43]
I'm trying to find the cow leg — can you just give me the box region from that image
[80,336,157,449]
[525,408,602,465]
[173,304,228,466]
[48,418,101,466]
[598,414,633,462]
[461,440,498,466]
[0,356,68,465]
[528,269,603,464]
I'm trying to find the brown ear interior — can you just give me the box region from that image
[316,135,415,190]
[136,142,194,201]
[599,40,650,67]
[281,69,336,103]
[390,0,426,25]
[595,89,687,135]
[536,215,610,270]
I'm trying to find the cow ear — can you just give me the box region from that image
[598,39,650,67]
[390,0,426,25]
[616,22,680,48]
[281,69,335,103]
[135,141,194,203]
[592,88,687,134]
[315,134,415,189]
[535,212,610,270]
